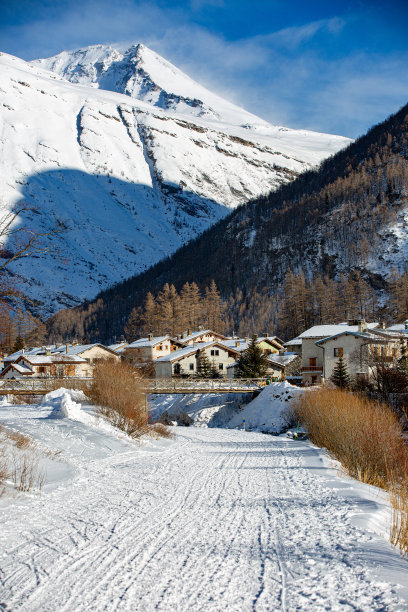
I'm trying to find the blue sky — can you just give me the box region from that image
[1,0,408,137]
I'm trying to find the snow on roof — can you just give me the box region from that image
[284,337,302,346]
[268,354,299,367]
[20,354,87,364]
[10,363,33,374]
[299,323,379,339]
[127,336,171,348]
[315,330,390,345]
[53,343,109,355]
[156,340,239,363]
[3,346,56,362]
[108,342,129,351]
[386,323,408,332]
[179,330,227,343]
[155,343,206,362]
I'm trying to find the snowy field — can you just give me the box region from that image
[1,388,408,610]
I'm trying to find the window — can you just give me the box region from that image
[189,363,194,371]
[309,357,316,367]
[210,349,220,356]
[219,363,224,370]
[334,347,343,357]
[38,366,46,374]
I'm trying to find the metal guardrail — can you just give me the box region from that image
[0,377,93,394]
[144,378,267,393]
[0,377,267,395]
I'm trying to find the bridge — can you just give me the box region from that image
[0,377,268,396]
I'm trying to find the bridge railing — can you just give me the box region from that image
[0,376,268,394]
[144,378,268,392]
[0,377,93,393]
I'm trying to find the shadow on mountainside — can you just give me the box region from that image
[7,168,229,318]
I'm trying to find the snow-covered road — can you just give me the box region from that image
[1,405,408,610]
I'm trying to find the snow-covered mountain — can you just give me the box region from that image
[0,45,350,316]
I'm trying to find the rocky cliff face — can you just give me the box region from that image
[0,46,350,316]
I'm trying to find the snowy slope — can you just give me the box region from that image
[0,48,350,315]
[1,391,408,609]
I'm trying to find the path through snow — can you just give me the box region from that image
[1,401,408,610]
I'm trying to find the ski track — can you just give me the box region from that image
[0,427,407,611]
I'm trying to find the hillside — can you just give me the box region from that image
[45,102,408,342]
[0,46,348,316]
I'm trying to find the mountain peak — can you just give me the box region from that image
[31,43,272,126]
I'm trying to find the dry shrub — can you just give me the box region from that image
[149,422,174,439]
[86,360,148,437]
[11,449,45,492]
[295,388,408,554]
[7,430,33,450]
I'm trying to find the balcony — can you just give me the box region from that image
[302,365,323,372]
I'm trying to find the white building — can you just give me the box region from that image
[0,354,89,379]
[299,321,380,384]
[155,341,239,378]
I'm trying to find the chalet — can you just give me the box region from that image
[299,321,380,385]
[52,343,120,365]
[123,335,184,365]
[155,341,240,378]
[315,328,404,383]
[0,354,88,379]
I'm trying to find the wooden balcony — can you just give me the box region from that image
[302,365,323,372]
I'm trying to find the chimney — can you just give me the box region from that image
[66,343,69,354]
[263,333,268,338]
[279,349,285,356]
[358,320,367,333]
[46,348,52,356]
[244,337,249,343]
[187,329,192,336]
[405,320,408,330]
[22,348,25,354]
[235,340,241,347]
[148,333,153,342]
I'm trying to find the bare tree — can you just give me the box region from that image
[0,203,65,348]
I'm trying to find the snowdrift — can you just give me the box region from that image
[228,382,304,433]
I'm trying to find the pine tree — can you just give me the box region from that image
[397,339,408,382]
[12,334,24,352]
[124,307,142,341]
[237,335,269,378]
[196,349,213,378]
[331,356,351,389]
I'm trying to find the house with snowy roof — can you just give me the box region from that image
[0,353,89,379]
[123,335,184,366]
[52,343,120,366]
[155,341,240,378]
[298,320,406,385]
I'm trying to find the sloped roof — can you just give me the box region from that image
[19,354,87,364]
[127,336,171,349]
[179,330,228,344]
[315,330,391,345]
[268,354,299,367]
[284,337,302,346]
[299,323,379,339]
[156,340,239,363]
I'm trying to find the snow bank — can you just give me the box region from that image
[148,392,252,428]
[42,388,92,423]
[228,382,303,434]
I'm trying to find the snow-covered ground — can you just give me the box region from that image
[149,381,303,433]
[1,388,408,610]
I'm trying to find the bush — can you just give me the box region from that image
[86,360,148,437]
[295,388,408,554]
